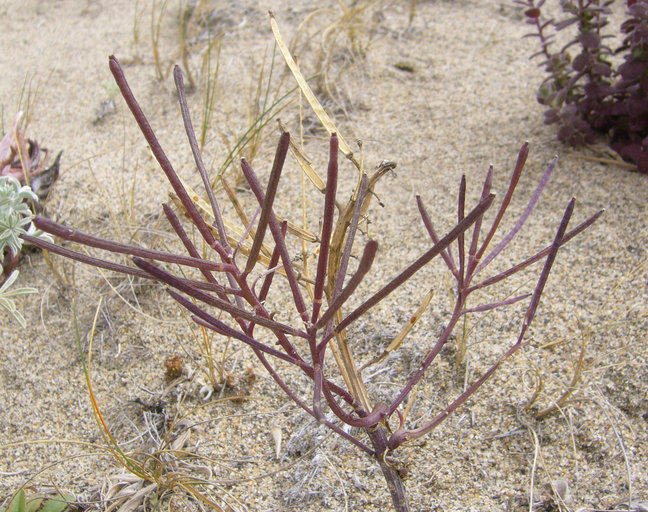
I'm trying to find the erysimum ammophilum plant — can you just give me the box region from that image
[23,56,602,511]
[518,0,648,174]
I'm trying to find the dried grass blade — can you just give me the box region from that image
[534,329,589,418]
[76,299,148,479]
[361,287,435,370]
[278,119,325,191]
[359,160,397,217]
[220,175,255,243]
[269,12,356,164]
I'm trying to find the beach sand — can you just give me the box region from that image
[0,1,646,510]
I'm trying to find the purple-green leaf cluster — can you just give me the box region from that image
[519,0,648,173]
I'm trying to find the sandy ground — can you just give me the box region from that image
[1,1,647,511]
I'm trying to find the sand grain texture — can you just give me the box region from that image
[0,1,646,511]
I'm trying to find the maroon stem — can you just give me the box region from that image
[328,193,494,340]
[476,155,556,274]
[253,345,376,456]
[416,196,457,277]
[315,240,378,333]
[241,158,309,323]
[367,426,410,512]
[467,165,492,271]
[386,297,466,416]
[173,66,230,251]
[32,216,231,273]
[468,209,603,293]
[457,175,466,290]
[133,257,306,338]
[243,132,290,276]
[388,198,578,450]
[162,203,228,291]
[320,377,387,428]
[108,56,226,259]
[253,222,287,325]
[475,142,528,261]
[311,134,339,325]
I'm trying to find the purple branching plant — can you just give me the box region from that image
[518,0,648,173]
[23,56,602,511]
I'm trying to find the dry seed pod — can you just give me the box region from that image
[271,424,282,459]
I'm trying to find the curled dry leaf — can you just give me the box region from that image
[0,112,61,204]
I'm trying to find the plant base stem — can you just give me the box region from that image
[367,426,410,512]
